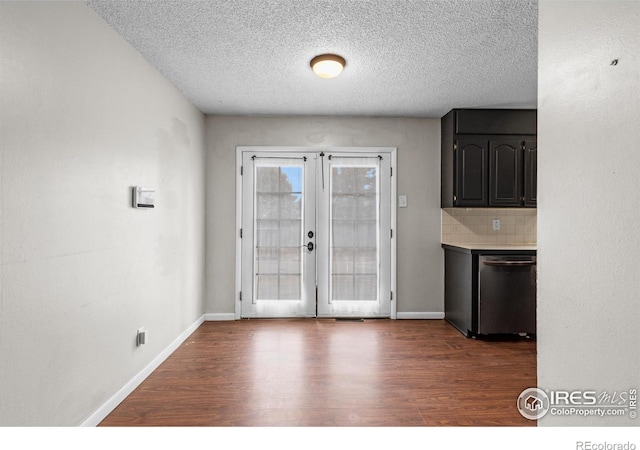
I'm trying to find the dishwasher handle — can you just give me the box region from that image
[482,260,536,267]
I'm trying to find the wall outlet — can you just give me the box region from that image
[136,328,147,346]
[492,219,501,231]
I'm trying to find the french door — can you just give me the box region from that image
[239,148,394,318]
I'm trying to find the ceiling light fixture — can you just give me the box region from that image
[310,54,346,79]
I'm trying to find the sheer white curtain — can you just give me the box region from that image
[329,157,380,301]
[254,162,304,300]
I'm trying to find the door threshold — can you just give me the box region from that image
[335,318,365,322]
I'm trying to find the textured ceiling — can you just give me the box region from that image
[86,0,538,118]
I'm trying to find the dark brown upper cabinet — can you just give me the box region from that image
[489,139,522,206]
[441,109,537,208]
[455,139,488,206]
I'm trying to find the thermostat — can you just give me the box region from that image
[132,186,155,208]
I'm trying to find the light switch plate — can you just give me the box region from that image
[399,195,408,208]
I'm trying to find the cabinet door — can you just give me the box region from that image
[489,139,523,206]
[524,140,537,207]
[455,139,488,206]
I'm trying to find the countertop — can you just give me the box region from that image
[442,243,537,254]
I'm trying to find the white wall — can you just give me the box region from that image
[205,116,443,317]
[538,1,640,426]
[0,2,205,425]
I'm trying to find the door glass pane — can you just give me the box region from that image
[255,165,303,300]
[330,160,379,301]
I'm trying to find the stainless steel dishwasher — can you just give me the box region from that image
[478,255,536,335]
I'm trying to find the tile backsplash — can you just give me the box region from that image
[441,208,537,244]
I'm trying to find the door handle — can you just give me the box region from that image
[482,260,535,266]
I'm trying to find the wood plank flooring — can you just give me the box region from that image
[99,319,536,427]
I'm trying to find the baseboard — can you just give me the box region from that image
[203,313,236,321]
[206,312,445,320]
[396,312,445,320]
[80,314,205,427]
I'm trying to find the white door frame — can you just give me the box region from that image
[235,146,397,319]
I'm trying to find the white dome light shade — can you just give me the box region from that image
[310,54,346,78]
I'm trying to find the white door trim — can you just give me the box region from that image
[235,146,397,319]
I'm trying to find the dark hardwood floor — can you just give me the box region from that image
[99,319,536,427]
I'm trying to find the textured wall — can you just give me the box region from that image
[0,2,205,425]
[205,116,443,317]
[538,1,640,426]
